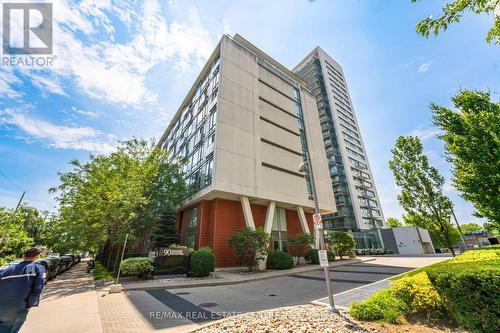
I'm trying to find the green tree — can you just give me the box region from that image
[150,207,180,249]
[325,231,355,259]
[431,90,500,227]
[386,217,404,228]
[287,233,314,265]
[389,136,459,256]
[411,0,500,44]
[460,223,483,234]
[228,227,270,272]
[404,212,461,250]
[483,221,500,235]
[50,138,189,270]
[0,207,33,256]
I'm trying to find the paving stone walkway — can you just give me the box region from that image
[21,261,103,333]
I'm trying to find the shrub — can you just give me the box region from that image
[266,251,294,270]
[228,227,270,272]
[304,249,319,264]
[325,231,355,259]
[355,248,393,255]
[391,272,445,318]
[350,289,408,324]
[120,257,154,279]
[287,233,314,265]
[189,247,215,277]
[427,260,500,333]
[327,251,335,262]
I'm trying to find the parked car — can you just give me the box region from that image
[59,255,74,271]
[49,252,60,257]
[45,256,64,275]
[37,258,59,280]
[0,260,21,271]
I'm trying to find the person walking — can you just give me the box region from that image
[0,247,46,333]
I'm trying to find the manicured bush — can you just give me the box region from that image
[304,249,319,264]
[120,257,154,278]
[350,289,408,324]
[266,251,294,270]
[427,260,500,333]
[189,247,216,277]
[391,272,445,318]
[327,251,335,262]
[228,227,270,272]
[356,245,500,330]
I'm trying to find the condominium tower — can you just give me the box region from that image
[158,35,335,266]
[294,47,385,248]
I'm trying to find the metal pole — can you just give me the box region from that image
[307,159,337,313]
[451,209,468,252]
[115,233,129,284]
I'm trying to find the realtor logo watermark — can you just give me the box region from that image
[2,2,55,66]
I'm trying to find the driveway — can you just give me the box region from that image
[98,255,449,332]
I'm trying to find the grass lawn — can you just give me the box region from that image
[93,262,114,281]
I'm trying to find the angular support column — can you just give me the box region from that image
[264,201,276,234]
[296,206,311,235]
[240,196,255,230]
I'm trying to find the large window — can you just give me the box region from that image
[162,56,220,195]
[186,207,199,248]
[272,208,288,252]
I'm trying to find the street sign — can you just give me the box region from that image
[318,250,329,267]
[313,213,323,229]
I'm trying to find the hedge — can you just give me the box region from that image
[427,260,500,332]
[351,245,500,332]
[266,251,294,270]
[120,257,154,278]
[189,247,215,277]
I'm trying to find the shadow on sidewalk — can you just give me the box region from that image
[41,263,95,301]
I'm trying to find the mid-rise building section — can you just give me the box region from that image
[294,47,385,248]
[159,35,336,266]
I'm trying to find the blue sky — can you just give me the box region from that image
[0,0,498,225]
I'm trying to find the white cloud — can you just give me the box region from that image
[0,109,115,153]
[408,127,441,141]
[71,106,101,118]
[418,61,432,73]
[2,1,214,106]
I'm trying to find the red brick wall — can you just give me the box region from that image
[212,199,247,266]
[251,203,267,229]
[176,198,316,267]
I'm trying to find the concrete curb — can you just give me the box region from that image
[121,258,374,291]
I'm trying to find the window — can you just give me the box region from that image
[272,208,288,252]
[186,207,199,248]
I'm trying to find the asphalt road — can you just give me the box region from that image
[124,261,413,331]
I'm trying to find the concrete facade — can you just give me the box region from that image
[381,227,435,255]
[158,35,335,266]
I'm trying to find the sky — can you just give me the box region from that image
[0,0,498,226]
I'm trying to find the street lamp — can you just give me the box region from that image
[299,159,338,313]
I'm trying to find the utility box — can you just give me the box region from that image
[154,247,190,276]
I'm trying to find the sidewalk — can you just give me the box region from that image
[21,262,103,333]
[120,258,373,291]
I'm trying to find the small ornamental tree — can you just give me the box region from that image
[150,207,180,249]
[228,227,270,272]
[325,231,355,259]
[287,233,314,265]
